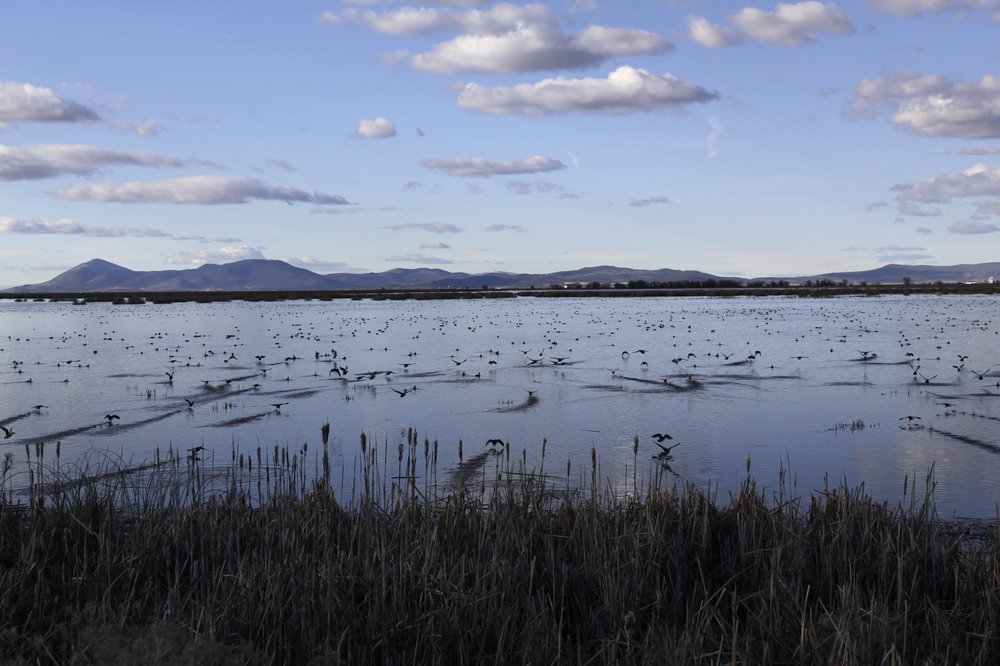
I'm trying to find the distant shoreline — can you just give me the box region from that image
[2,282,999,304]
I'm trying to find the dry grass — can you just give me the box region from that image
[1,435,998,665]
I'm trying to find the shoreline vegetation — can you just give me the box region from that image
[1,281,999,304]
[1,434,998,664]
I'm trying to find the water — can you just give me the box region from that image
[1,294,998,517]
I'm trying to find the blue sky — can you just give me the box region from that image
[1,1,999,286]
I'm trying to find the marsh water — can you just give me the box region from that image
[1,294,999,518]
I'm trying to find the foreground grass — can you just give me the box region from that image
[1,438,998,664]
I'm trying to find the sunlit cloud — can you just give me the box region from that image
[284,256,365,272]
[55,175,351,205]
[0,144,188,181]
[0,216,171,238]
[689,2,854,48]
[850,71,1000,139]
[457,66,717,116]
[891,164,1000,211]
[354,116,397,139]
[166,246,266,265]
[0,81,100,124]
[386,253,455,264]
[330,3,669,74]
[421,155,565,176]
[383,222,463,233]
[867,0,1000,20]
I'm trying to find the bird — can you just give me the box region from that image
[621,350,630,359]
[104,414,120,423]
[917,372,937,384]
[651,433,673,442]
[899,415,922,422]
[184,398,195,408]
[31,404,47,411]
[270,403,288,412]
[653,440,681,457]
[970,367,992,380]
[485,438,504,447]
[0,425,14,440]
[858,350,876,360]
[165,371,174,382]
[391,388,410,397]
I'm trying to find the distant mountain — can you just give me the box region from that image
[4,258,998,293]
[789,263,1000,285]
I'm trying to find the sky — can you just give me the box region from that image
[1,1,999,287]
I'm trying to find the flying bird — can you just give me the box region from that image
[651,433,673,443]
[0,425,14,439]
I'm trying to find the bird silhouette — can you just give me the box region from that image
[652,440,681,457]
[104,414,120,423]
[0,425,14,439]
[485,438,504,447]
[271,403,288,412]
[651,433,673,442]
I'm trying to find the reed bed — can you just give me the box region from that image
[1,435,998,665]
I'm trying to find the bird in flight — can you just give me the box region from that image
[485,438,504,447]
[391,388,410,397]
[104,414,120,423]
[271,403,288,412]
[0,425,14,439]
[652,440,681,457]
[651,433,673,442]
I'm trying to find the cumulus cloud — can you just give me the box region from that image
[421,155,565,177]
[55,175,351,205]
[891,163,1000,204]
[891,163,1000,224]
[850,71,1000,139]
[0,81,100,124]
[167,246,266,265]
[629,196,674,207]
[0,216,171,238]
[457,66,717,116]
[332,3,669,74]
[354,116,397,139]
[386,253,455,264]
[0,144,188,181]
[867,0,1000,19]
[689,2,854,48]
[420,240,451,249]
[383,222,463,233]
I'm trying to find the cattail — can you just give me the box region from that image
[321,421,330,446]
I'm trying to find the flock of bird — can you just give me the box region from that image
[1,295,999,502]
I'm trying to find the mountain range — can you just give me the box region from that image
[4,258,999,293]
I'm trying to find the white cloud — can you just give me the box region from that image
[0,217,83,234]
[167,246,266,265]
[485,224,525,232]
[506,180,568,195]
[333,2,668,74]
[706,116,725,159]
[383,222,463,233]
[354,116,397,139]
[0,81,100,123]
[412,22,668,74]
[284,256,362,272]
[867,0,1000,19]
[420,240,451,249]
[386,253,455,264]
[457,66,716,116]
[629,196,674,207]
[0,144,187,181]
[689,2,854,48]
[0,216,172,238]
[421,155,565,177]
[850,71,1000,139]
[961,146,1000,155]
[55,175,351,205]
[948,220,1000,234]
[891,163,1000,204]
